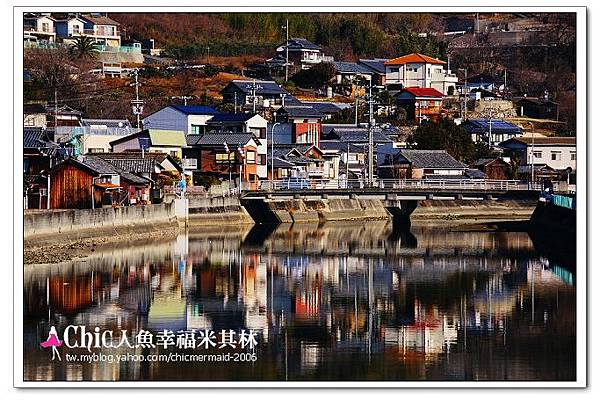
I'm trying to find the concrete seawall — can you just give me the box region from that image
[411,199,537,221]
[24,203,178,239]
[186,195,254,225]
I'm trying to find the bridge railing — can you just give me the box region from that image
[253,179,540,192]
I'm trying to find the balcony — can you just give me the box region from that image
[24,26,56,34]
[83,28,120,37]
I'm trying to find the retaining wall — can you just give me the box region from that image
[24,203,177,238]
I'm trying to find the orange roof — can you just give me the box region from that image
[94,182,121,189]
[384,53,446,66]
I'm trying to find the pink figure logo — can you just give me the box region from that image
[40,326,63,360]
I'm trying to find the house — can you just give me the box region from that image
[206,113,269,179]
[357,59,389,86]
[384,53,458,95]
[24,127,54,209]
[321,124,395,170]
[331,62,374,96]
[185,133,264,185]
[461,73,497,93]
[220,80,294,112]
[319,141,366,179]
[379,149,468,180]
[515,97,559,120]
[54,15,87,43]
[78,13,121,47]
[23,13,56,43]
[461,119,522,145]
[395,87,445,123]
[274,105,323,146]
[142,105,220,135]
[275,38,333,71]
[24,103,47,128]
[110,129,187,160]
[471,157,511,180]
[270,144,328,181]
[499,136,576,172]
[49,157,149,209]
[469,87,501,101]
[89,151,182,198]
[300,101,351,120]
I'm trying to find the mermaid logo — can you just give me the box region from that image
[40,326,63,360]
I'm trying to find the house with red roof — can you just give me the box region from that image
[395,87,445,123]
[384,53,458,95]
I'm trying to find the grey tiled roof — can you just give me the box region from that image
[357,59,389,74]
[324,127,393,144]
[222,80,288,96]
[332,61,374,74]
[394,150,467,169]
[278,105,323,118]
[82,156,149,184]
[282,38,322,51]
[101,159,158,174]
[196,133,257,146]
[318,140,364,153]
[301,101,350,114]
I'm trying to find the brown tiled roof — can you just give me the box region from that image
[80,14,120,26]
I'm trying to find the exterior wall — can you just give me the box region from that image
[83,134,128,153]
[111,135,140,152]
[149,146,182,160]
[294,121,321,145]
[386,63,456,93]
[142,107,187,133]
[526,145,577,171]
[24,113,47,128]
[187,115,214,135]
[50,164,94,209]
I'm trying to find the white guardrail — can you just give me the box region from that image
[252,179,542,191]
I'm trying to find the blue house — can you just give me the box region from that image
[142,105,220,135]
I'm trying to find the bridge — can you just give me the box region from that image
[242,179,541,200]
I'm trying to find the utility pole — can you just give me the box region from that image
[487,107,493,148]
[367,84,375,187]
[460,68,468,121]
[246,79,263,114]
[130,69,145,130]
[282,19,289,82]
[531,135,535,189]
[504,68,507,94]
[206,45,210,65]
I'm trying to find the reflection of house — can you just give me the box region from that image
[379,149,467,179]
[499,136,576,171]
[384,53,458,95]
[395,87,444,123]
[461,119,522,145]
[142,105,219,135]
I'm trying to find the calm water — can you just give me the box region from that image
[23,222,576,381]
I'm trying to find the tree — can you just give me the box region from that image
[291,62,336,89]
[407,118,475,162]
[69,36,99,59]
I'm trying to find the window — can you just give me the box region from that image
[191,125,202,135]
[279,168,288,178]
[259,128,266,139]
[41,22,49,32]
[257,154,267,165]
[570,152,576,161]
[390,67,399,73]
[533,151,542,159]
[246,151,256,164]
[216,153,234,164]
[551,151,561,161]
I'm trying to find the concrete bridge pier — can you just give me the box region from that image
[384,194,417,226]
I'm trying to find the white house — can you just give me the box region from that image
[23,13,56,43]
[54,16,87,43]
[384,53,458,95]
[142,105,220,135]
[499,136,577,171]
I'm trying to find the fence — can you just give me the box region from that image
[254,179,541,191]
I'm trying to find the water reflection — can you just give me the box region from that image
[24,222,576,381]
